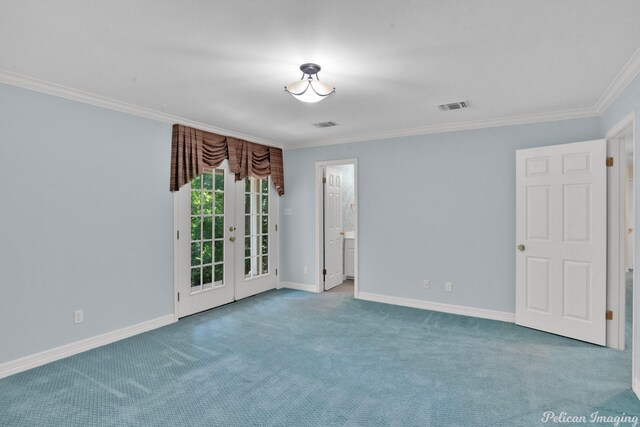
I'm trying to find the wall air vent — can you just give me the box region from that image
[437,101,468,111]
[313,121,338,128]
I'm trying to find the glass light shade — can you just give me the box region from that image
[286,78,334,103]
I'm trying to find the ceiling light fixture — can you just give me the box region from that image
[285,63,335,103]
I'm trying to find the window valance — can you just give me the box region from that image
[170,124,284,195]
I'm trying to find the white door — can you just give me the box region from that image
[177,163,236,317]
[515,139,607,345]
[177,165,278,317]
[324,166,343,290]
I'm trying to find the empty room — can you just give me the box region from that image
[1,1,640,426]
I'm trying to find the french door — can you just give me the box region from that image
[176,161,278,317]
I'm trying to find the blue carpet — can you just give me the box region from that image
[0,277,638,426]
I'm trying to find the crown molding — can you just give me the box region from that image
[0,69,284,149]
[286,107,599,150]
[3,43,639,152]
[596,47,640,115]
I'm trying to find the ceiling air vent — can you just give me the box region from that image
[437,101,468,111]
[313,121,338,128]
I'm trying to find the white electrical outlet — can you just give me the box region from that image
[74,309,84,324]
[445,282,452,292]
[423,279,430,289]
[303,266,308,274]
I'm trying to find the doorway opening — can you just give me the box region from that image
[315,159,358,297]
[173,160,279,319]
[606,112,636,396]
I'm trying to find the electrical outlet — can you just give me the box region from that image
[445,282,452,292]
[423,279,430,289]
[74,309,84,324]
[303,266,308,274]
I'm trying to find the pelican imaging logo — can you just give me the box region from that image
[541,411,638,426]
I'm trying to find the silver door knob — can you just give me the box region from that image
[517,244,525,252]
[229,237,236,242]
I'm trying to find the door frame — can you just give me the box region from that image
[606,112,636,393]
[315,159,358,296]
[172,173,280,320]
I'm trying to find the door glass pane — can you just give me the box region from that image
[191,242,201,266]
[245,237,251,257]
[214,264,223,283]
[215,192,224,215]
[191,217,201,241]
[202,265,213,286]
[202,241,212,264]
[203,173,213,190]
[244,177,269,279]
[191,267,201,288]
[214,240,223,262]
[191,191,201,215]
[202,192,213,215]
[214,216,224,239]
[202,217,212,240]
[215,173,224,191]
[192,176,202,190]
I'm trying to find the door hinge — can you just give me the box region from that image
[177,292,180,302]
[275,224,278,232]
[606,157,614,167]
[177,230,180,240]
[323,269,327,276]
[322,177,327,184]
[606,310,613,320]
[275,268,278,276]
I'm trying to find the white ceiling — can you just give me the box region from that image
[1,0,639,148]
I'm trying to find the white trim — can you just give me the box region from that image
[315,159,359,297]
[606,138,628,350]
[173,192,179,322]
[0,69,284,149]
[0,314,175,380]
[357,292,515,323]
[607,113,637,397]
[286,108,598,150]
[606,112,636,139]
[596,47,640,114]
[278,281,320,293]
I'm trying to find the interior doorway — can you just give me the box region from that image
[606,112,636,396]
[315,159,358,296]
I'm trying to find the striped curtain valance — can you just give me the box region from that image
[170,124,285,195]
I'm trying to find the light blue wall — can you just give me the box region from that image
[280,118,603,313]
[600,73,640,384]
[0,84,174,364]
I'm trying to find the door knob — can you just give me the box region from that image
[229,237,236,242]
[517,244,525,252]
[229,226,236,232]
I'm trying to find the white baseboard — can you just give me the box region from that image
[278,281,320,293]
[0,314,175,380]
[357,292,515,323]
[634,377,640,400]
